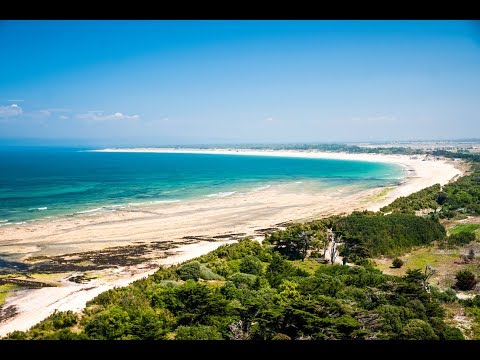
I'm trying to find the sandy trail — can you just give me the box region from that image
[0,150,463,337]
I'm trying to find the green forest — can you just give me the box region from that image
[4,239,467,340]
[380,162,480,218]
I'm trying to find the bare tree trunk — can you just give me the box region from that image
[323,231,330,257]
[423,265,436,293]
[330,232,337,264]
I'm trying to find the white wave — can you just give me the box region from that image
[128,199,181,207]
[151,200,181,204]
[15,222,26,225]
[102,205,124,211]
[295,181,303,184]
[28,207,48,211]
[206,192,236,198]
[254,185,271,191]
[0,219,8,223]
[75,207,103,215]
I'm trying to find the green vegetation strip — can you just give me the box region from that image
[5,239,468,340]
[0,284,18,306]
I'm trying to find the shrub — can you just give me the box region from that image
[84,306,131,340]
[36,329,90,340]
[177,261,201,281]
[454,269,478,291]
[272,333,291,340]
[239,255,263,275]
[401,319,439,340]
[199,264,224,281]
[460,295,480,308]
[5,331,28,340]
[442,327,465,340]
[432,287,457,303]
[448,232,475,246]
[175,325,223,340]
[228,272,258,289]
[435,192,449,205]
[34,310,78,332]
[467,249,475,262]
[392,258,404,269]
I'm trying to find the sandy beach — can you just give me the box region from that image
[0,149,464,337]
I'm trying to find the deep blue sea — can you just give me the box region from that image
[0,147,404,224]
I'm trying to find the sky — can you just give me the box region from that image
[0,20,479,146]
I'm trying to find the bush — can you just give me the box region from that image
[36,329,90,340]
[333,212,446,257]
[175,325,223,340]
[34,310,78,332]
[432,287,457,303]
[401,319,439,340]
[392,258,404,269]
[228,272,258,289]
[455,269,478,291]
[177,261,201,281]
[210,238,263,260]
[239,255,263,275]
[84,306,131,340]
[460,295,480,308]
[5,330,28,340]
[467,249,475,262]
[199,264,224,281]
[272,333,291,340]
[448,232,475,246]
[442,327,465,340]
[435,192,449,205]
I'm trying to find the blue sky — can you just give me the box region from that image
[0,20,479,145]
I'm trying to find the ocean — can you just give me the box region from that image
[0,147,404,224]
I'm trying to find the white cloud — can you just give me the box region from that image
[24,108,73,119]
[0,104,23,118]
[59,115,69,120]
[77,111,140,121]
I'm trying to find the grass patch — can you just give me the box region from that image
[74,260,96,267]
[449,224,480,238]
[0,284,19,306]
[29,272,69,283]
[291,260,324,275]
[364,187,395,202]
[373,246,463,288]
[403,248,458,270]
[204,280,226,287]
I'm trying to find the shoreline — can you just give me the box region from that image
[93,146,432,164]
[0,148,404,228]
[0,149,464,337]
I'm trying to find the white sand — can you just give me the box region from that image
[0,148,464,337]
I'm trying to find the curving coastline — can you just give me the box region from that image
[0,149,464,337]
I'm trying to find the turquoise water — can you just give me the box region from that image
[0,147,404,224]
